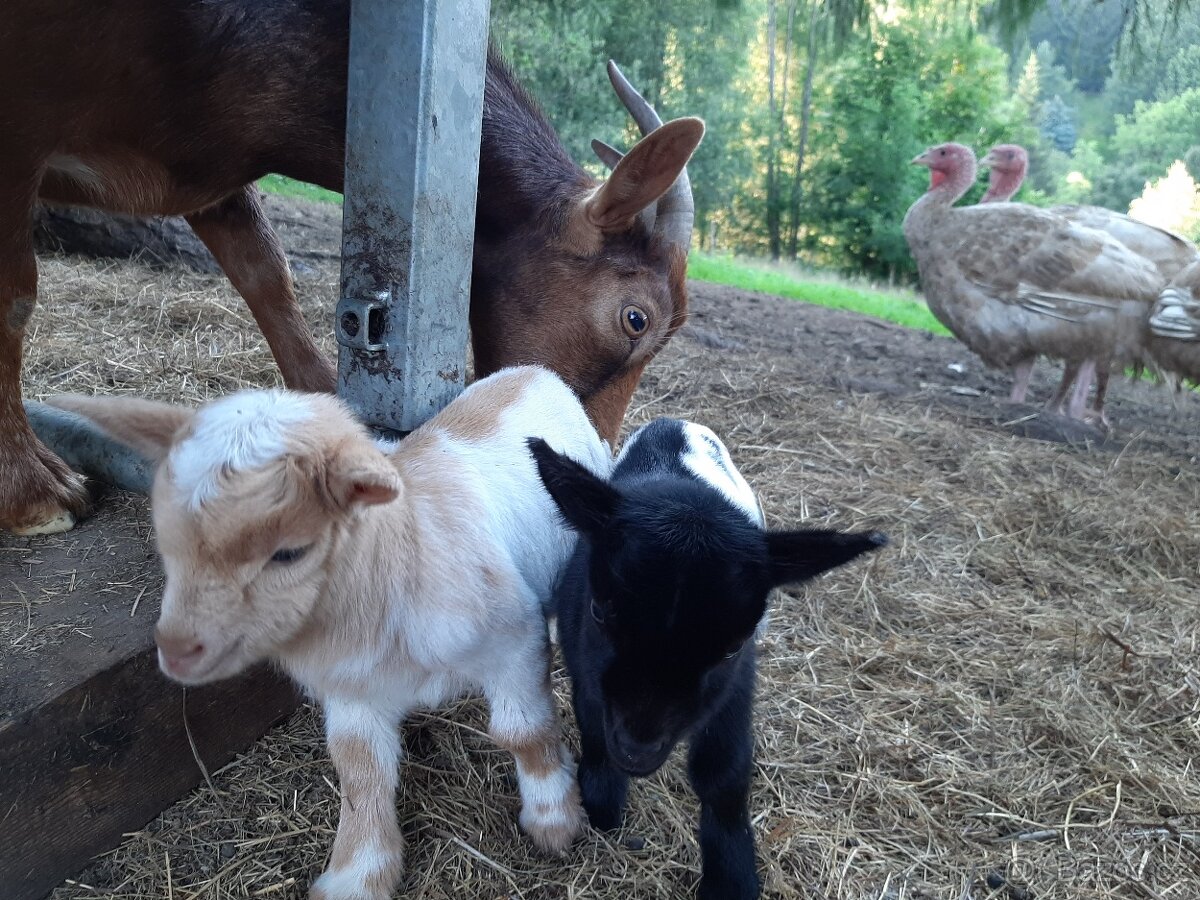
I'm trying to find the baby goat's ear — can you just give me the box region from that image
[527,437,619,536]
[765,528,887,587]
[41,394,193,462]
[324,440,402,510]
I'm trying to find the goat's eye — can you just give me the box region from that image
[621,305,648,338]
[270,546,309,565]
[724,641,744,660]
[590,598,607,625]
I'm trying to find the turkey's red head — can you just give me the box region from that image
[911,143,977,196]
[981,143,1028,176]
[979,143,1028,203]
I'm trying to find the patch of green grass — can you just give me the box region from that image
[258,174,342,205]
[689,253,950,336]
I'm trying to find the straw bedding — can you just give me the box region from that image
[16,197,1198,899]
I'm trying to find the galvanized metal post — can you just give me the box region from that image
[337,0,490,433]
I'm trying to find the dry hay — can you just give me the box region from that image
[15,219,1200,900]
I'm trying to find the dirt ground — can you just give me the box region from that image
[7,195,1198,899]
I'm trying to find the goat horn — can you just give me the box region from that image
[606,59,696,253]
[591,138,625,170]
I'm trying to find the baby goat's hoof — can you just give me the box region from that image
[309,850,404,900]
[521,788,585,854]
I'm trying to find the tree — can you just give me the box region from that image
[785,0,828,259]
[1017,0,1124,93]
[1129,161,1200,239]
[765,0,781,259]
[1039,95,1077,152]
[1111,88,1200,175]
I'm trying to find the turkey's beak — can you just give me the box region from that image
[910,150,932,167]
[979,150,998,168]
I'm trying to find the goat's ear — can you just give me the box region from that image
[527,437,619,536]
[765,529,887,587]
[42,394,193,462]
[324,440,402,510]
[585,117,705,230]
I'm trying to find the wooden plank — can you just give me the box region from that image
[0,493,298,900]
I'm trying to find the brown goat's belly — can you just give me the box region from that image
[39,152,245,218]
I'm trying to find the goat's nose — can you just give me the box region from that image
[155,628,204,664]
[612,731,669,771]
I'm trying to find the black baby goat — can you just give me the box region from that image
[529,418,885,900]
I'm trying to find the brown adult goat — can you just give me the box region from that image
[0,0,702,534]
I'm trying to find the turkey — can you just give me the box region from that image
[981,143,1198,279]
[977,144,1036,401]
[980,143,1199,417]
[1147,260,1200,384]
[905,143,1164,423]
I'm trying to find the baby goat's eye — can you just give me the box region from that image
[590,598,607,625]
[270,546,309,565]
[724,641,744,660]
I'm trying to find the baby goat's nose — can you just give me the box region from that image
[155,628,205,668]
[611,731,670,776]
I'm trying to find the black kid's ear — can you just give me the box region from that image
[765,528,887,587]
[527,437,620,536]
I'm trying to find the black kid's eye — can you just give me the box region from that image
[271,546,309,565]
[621,305,649,338]
[590,598,606,625]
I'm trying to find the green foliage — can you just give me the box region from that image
[1105,0,1200,116]
[1017,0,1124,94]
[1112,87,1200,174]
[1161,44,1200,98]
[1129,160,1200,240]
[1039,95,1077,152]
[490,0,759,242]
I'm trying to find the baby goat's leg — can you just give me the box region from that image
[571,675,629,831]
[484,635,584,853]
[687,664,760,900]
[310,699,405,900]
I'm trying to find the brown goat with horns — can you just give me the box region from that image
[0,0,703,535]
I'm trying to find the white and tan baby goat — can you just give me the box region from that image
[46,366,611,900]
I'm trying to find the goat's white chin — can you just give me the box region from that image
[158,637,250,685]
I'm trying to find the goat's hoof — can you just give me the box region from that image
[584,805,623,831]
[522,796,586,855]
[309,877,394,900]
[11,508,77,535]
[697,874,760,900]
[309,851,404,900]
[2,434,89,535]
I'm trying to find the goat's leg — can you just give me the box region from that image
[1008,357,1035,404]
[311,699,405,900]
[186,186,336,393]
[687,662,759,900]
[0,173,88,534]
[485,642,584,853]
[571,673,629,831]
